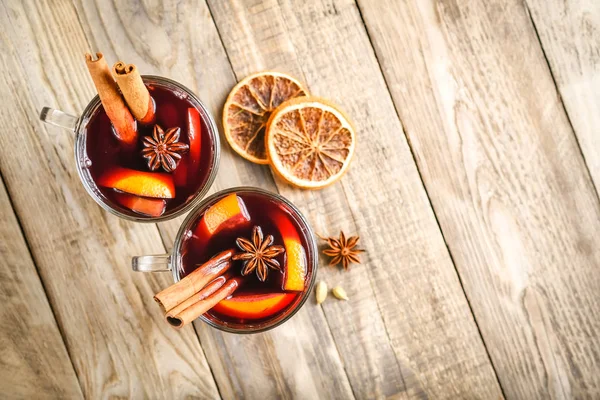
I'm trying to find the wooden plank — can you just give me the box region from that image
[0,178,83,398]
[70,1,356,398]
[357,0,600,398]
[207,0,502,398]
[524,0,600,191]
[0,1,220,398]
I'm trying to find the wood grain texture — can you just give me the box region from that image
[0,1,219,398]
[0,178,83,399]
[208,0,502,398]
[525,0,600,192]
[357,0,600,398]
[4,0,597,398]
[70,1,356,398]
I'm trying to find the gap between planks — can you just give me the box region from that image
[522,1,600,205]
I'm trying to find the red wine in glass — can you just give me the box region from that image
[85,82,216,219]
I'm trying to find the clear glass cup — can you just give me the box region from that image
[132,187,318,333]
[39,76,220,222]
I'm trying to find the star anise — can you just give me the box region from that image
[321,231,365,270]
[141,125,189,172]
[232,226,285,282]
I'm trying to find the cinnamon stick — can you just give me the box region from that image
[153,249,234,313]
[113,62,156,124]
[166,276,244,329]
[165,272,231,320]
[84,53,137,148]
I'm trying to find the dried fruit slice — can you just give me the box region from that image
[113,192,166,217]
[195,193,250,237]
[266,97,356,189]
[97,166,175,198]
[212,292,296,320]
[223,72,308,164]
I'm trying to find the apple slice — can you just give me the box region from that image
[173,109,201,188]
[97,166,175,198]
[272,209,307,292]
[187,108,202,179]
[172,154,189,187]
[195,193,250,237]
[113,192,166,217]
[212,292,296,320]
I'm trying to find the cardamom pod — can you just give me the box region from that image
[332,286,349,301]
[316,281,328,304]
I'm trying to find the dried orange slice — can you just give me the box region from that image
[266,97,356,189]
[223,72,308,164]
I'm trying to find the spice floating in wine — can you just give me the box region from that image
[154,249,235,313]
[113,61,156,124]
[154,249,245,329]
[141,125,189,172]
[233,226,285,282]
[85,53,138,149]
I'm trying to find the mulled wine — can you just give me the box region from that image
[179,189,316,329]
[84,79,217,219]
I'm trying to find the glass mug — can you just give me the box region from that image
[132,187,318,333]
[39,76,220,222]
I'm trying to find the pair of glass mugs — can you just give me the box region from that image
[40,76,317,333]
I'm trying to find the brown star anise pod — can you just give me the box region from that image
[141,125,189,172]
[320,231,365,270]
[232,226,285,282]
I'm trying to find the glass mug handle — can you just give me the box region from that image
[39,107,78,131]
[132,254,172,272]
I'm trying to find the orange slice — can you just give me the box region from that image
[266,97,356,189]
[282,240,307,292]
[212,293,296,320]
[271,208,306,291]
[97,166,175,198]
[223,72,308,164]
[195,193,250,237]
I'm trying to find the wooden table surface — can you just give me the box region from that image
[1,0,599,399]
